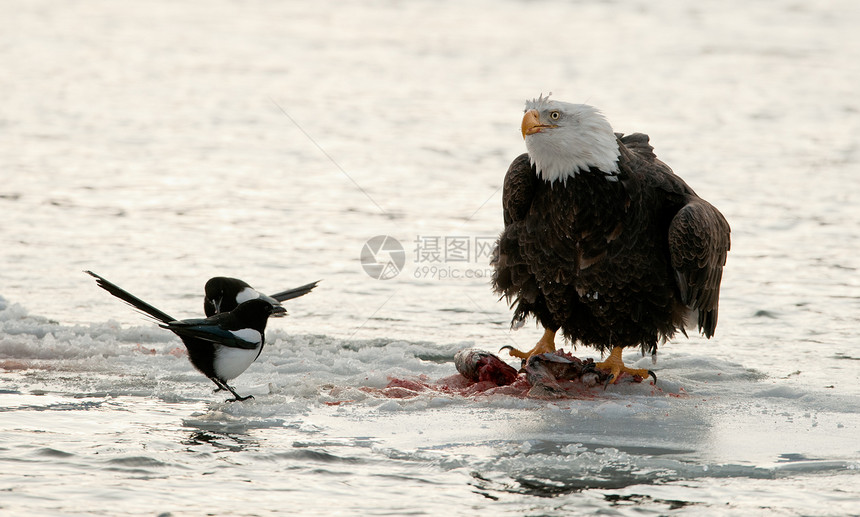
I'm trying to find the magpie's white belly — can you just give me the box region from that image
[213,328,263,380]
[213,344,262,380]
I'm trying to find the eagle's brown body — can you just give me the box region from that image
[492,133,731,355]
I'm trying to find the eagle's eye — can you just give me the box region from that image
[549,110,561,121]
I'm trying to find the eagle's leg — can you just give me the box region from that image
[594,346,656,385]
[500,328,557,359]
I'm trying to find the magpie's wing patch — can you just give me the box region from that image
[164,322,260,349]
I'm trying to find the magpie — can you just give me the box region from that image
[86,270,278,401]
[204,276,319,317]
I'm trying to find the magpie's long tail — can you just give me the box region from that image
[85,270,176,324]
[268,280,320,302]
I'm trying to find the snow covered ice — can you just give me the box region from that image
[3,294,859,515]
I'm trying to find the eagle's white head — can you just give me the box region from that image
[522,94,620,184]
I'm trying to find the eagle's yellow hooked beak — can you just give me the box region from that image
[522,109,554,139]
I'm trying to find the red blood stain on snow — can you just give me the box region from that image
[132,343,157,355]
[0,360,32,371]
[352,373,617,402]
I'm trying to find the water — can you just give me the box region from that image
[2,0,859,515]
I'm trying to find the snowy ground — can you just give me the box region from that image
[2,300,859,515]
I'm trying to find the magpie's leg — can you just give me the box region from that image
[209,377,253,401]
[222,382,254,402]
[210,378,226,393]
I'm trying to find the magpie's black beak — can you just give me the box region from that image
[257,293,288,317]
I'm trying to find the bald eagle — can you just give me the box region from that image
[492,95,730,383]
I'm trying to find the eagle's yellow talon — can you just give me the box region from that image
[594,346,655,384]
[502,328,557,360]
